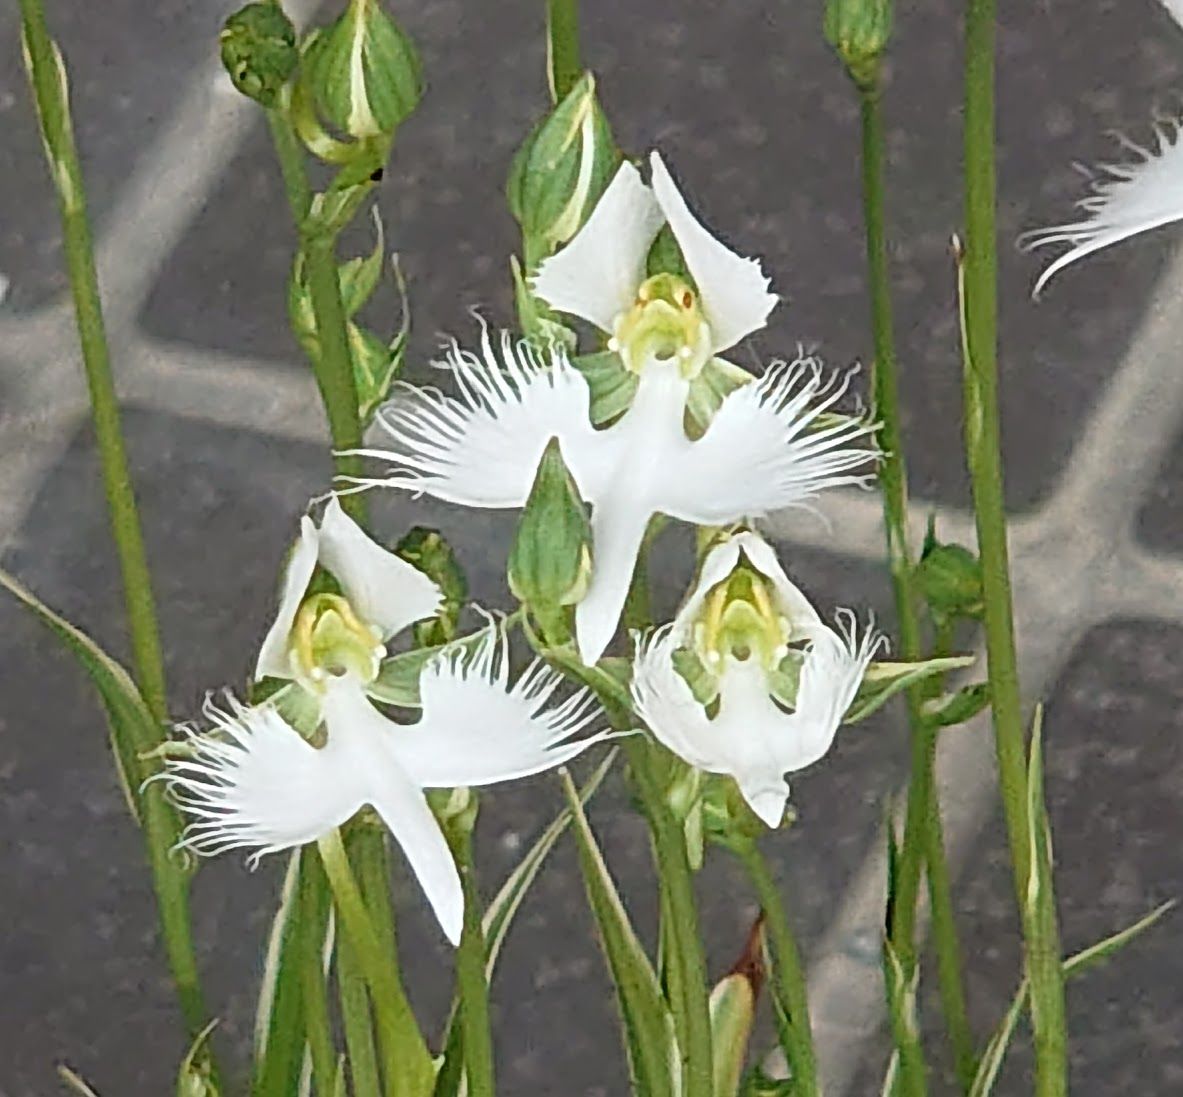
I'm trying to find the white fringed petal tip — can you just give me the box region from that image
[1024,120,1183,296]
[161,625,610,945]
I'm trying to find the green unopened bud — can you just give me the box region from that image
[306,0,422,140]
[430,785,478,834]
[916,541,983,621]
[220,3,298,107]
[176,1020,220,1097]
[508,72,620,268]
[824,0,892,88]
[710,918,765,1097]
[394,527,466,645]
[508,439,594,635]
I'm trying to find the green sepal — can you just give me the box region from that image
[645,223,692,282]
[572,350,639,425]
[338,207,385,316]
[305,0,422,140]
[394,527,467,646]
[844,654,975,723]
[220,2,298,108]
[251,679,323,740]
[671,645,718,706]
[509,71,621,268]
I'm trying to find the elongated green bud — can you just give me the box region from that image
[306,0,422,140]
[710,917,766,1097]
[220,3,298,107]
[508,438,593,637]
[507,72,620,269]
[824,0,892,89]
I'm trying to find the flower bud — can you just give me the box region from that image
[824,0,893,88]
[916,533,983,622]
[220,2,298,107]
[306,0,422,140]
[507,72,620,269]
[394,527,466,645]
[709,917,765,1097]
[507,438,594,635]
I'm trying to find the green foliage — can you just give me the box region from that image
[220,3,297,107]
[394,527,468,646]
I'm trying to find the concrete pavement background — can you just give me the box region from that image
[3,0,1183,1093]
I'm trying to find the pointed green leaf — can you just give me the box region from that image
[573,351,639,426]
[432,750,619,1097]
[922,681,990,728]
[338,208,385,317]
[561,769,677,1097]
[844,655,975,724]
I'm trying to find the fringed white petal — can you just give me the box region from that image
[317,495,443,639]
[649,152,777,354]
[255,518,320,681]
[1024,122,1183,295]
[657,357,878,525]
[393,624,609,787]
[532,160,665,331]
[319,682,464,945]
[161,694,364,862]
[362,328,599,508]
[777,611,882,772]
[1160,0,1183,30]
[630,626,722,773]
[575,486,655,664]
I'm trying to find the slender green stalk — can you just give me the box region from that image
[267,104,313,221]
[733,842,819,1097]
[337,933,382,1097]
[624,740,714,1097]
[960,1,1067,1092]
[857,75,972,1092]
[545,0,582,102]
[319,830,434,1097]
[447,825,496,1097]
[18,0,169,723]
[299,850,338,1096]
[18,0,217,1066]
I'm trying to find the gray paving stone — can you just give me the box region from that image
[1136,429,1183,554]
[140,0,1176,508]
[851,619,1183,1094]
[0,1,228,313]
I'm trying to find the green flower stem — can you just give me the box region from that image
[267,104,313,222]
[337,933,382,1097]
[546,0,582,103]
[318,830,434,1097]
[17,0,218,1065]
[623,739,714,1097]
[446,823,496,1097]
[16,0,168,722]
[961,1,1067,1092]
[732,841,819,1097]
[299,849,338,1096]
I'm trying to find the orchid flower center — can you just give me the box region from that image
[607,273,712,379]
[290,593,385,689]
[693,567,791,673]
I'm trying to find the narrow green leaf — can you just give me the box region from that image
[338,208,385,317]
[432,750,618,1097]
[844,654,975,723]
[921,681,990,728]
[560,768,677,1097]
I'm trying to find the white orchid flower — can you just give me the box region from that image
[161,497,607,945]
[352,328,877,666]
[630,530,882,827]
[1024,0,1183,294]
[532,150,777,378]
